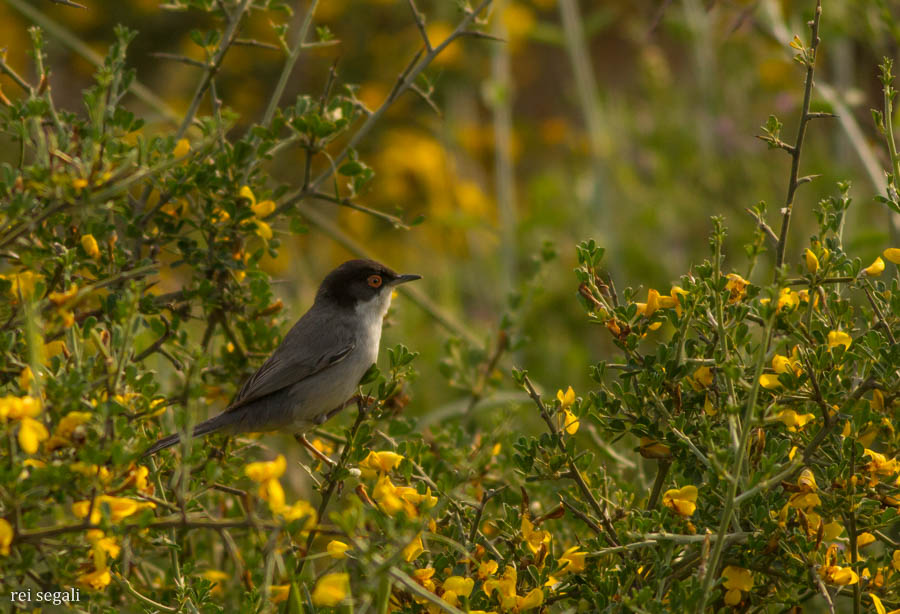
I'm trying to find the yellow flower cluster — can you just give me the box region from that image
[483,566,543,612]
[358,450,437,518]
[662,485,698,517]
[0,270,43,303]
[0,395,47,454]
[555,386,579,435]
[312,572,350,606]
[239,186,275,240]
[820,544,859,585]
[635,286,686,318]
[0,518,13,556]
[722,565,753,606]
[244,455,317,526]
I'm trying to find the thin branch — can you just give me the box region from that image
[281,0,494,205]
[259,0,320,131]
[407,0,433,51]
[295,400,370,577]
[521,374,621,547]
[745,207,779,245]
[148,52,208,69]
[176,0,252,139]
[774,0,823,270]
[863,284,896,345]
[5,0,178,122]
[0,54,33,94]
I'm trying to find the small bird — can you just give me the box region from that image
[142,259,420,456]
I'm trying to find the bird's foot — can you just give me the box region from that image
[295,433,336,468]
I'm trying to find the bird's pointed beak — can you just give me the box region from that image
[392,273,422,285]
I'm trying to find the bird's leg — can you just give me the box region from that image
[295,433,336,468]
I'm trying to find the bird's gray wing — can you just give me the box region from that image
[225,312,355,413]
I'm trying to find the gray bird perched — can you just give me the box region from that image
[142,259,420,457]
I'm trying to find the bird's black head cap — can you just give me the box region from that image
[315,259,420,309]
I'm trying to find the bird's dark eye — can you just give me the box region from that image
[367,274,383,288]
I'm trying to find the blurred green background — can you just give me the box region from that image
[2,0,898,420]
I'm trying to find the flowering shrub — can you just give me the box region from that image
[1,0,899,613]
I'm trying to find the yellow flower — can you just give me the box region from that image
[311,572,349,607]
[359,450,404,477]
[517,588,544,611]
[556,386,575,408]
[759,374,782,389]
[48,284,78,306]
[776,287,800,312]
[441,576,474,607]
[78,567,111,590]
[863,449,900,479]
[662,485,698,517]
[173,138,191,157]
[857,532,876,547]
[0,395,42,421]
[483,565,516,610]
[413,567,436,592]
[55,411,92,439]
[823,521,843,541]
[772,354,801,376]
[88,532,121,567]
[501,2,536,44]
[81,234,101,259]
[520,516,551,553]
[327,540,351,559]
[73,178,88,190]
[638,437,672,459]
[478,559,499,579]
[18,416,48,453]
[883,247,900,264]
[259,478,286,514]
[42,339,67,366]
[402,533,425,562]
[893,549,900,572]
[255,220,273,240]
[245,455,287,482]
[827,330,852,350]
[787,492,821,511]
[725,273,749,303]
[372,474,405,515]
[722,565,753,606]
[19,366,33,391]
[805,249,819,274]
[636,288,662,317]
[820,545,858,585]
[776,409,815,431]
[797,468,817,492]
[0,518,13,555]
[870,593,886,614]
[864,257,885,277]
[270,584,290,604]
[253,200,275,218]
[124,465,151,493]
[559,408,579,435]
[201,569,230,595]
[0,270,43,302]
[558,545,587,573]
[239,185,276,218]
[691,366,713,390]
[71,462,111,483]
[72,496,155,523]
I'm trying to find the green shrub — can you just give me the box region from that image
[1,1,899,613]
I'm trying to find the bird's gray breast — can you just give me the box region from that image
[286,293,389,429]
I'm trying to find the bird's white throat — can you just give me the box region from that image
[355,290,392,346]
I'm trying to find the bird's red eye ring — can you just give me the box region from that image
[367,274,383,288]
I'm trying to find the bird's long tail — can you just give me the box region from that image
[141,413,235,457]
